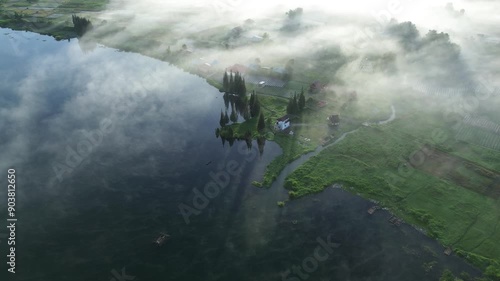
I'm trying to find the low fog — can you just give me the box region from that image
[95,0,500,92]
[1,0,500,203]
[1,1,500,279]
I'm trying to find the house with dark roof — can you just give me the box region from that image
[275,115,291,131]
[328,114,340,126]
[309,81,326,93]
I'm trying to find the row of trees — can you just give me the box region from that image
[223,71,247,99]
[223,92,250,121]
[221,70,264,123]
[286,88,306,114]
[249,92,261,118]
[219,106,266,133]
[222,71,250,120]
[216,126,267,154]
[258,112,265,132]
[218,71,267,142]
[286,7,303,20]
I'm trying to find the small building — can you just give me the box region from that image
[275,115,291,131]
[227,64,249,75]
[309,81,326,93]
[328,114,340,126]
[317,101,327,108]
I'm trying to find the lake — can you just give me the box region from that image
[0,29,482,281]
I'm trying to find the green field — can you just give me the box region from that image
[283,95,500,276]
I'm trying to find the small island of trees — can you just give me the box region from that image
[216,71,267,152]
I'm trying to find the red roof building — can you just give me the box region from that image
[227,64,249,75]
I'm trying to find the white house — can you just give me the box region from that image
[275,115,291,131]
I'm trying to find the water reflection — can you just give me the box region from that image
[0,29,484,281]
[77,36,97,53]
[215,78,268,152]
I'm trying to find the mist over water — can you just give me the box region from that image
[0,26,485,281]
[1,0,500,280]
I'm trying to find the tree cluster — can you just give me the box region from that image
[222,71,250,121]
[286,88,306,114]
[223,71,247,98]
[219,111,230,127]
[387,21,460,57]
[220,90,266,131]
[13,12,23,22]
[216,75,268,151]
[258,112,266,133]
[249,91,261,118]
[72,15,93,37]
[286,7,303,19]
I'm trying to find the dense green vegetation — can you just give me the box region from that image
[262,133,316,186]
[286,88,306,114]
[283,96,500,276]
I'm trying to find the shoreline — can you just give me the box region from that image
[1,18,499,278]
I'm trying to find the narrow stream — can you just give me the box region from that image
[270,104,397,192]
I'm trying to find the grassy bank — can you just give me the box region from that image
[284,101,500,274]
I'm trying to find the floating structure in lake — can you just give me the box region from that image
[389,216,403,226]
[153,232,170,246]
[367,205,380,215]
[444,247,453,256]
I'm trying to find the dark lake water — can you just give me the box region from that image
[0,29,482,281]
